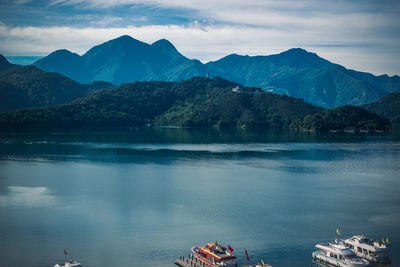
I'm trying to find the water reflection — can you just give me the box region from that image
[0,186,56,207]
[0,128,399,267]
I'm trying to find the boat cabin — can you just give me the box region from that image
[343,234,389,263]
[315,243,356,261]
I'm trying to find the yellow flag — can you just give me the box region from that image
[382,238,386,244]
[386,237,391,246]
[336,229,342,236]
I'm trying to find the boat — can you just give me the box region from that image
[243,259,272,267]
[191,241,238,267]
[54,259,82,267]
[344,128,356,133]
[343,234,390,264]
[312,240,370,266]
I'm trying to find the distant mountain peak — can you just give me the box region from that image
[48,49,78,57]
[152,39,174,48]
[116,34,134,40]
[270,47,329,68]
[284,47,309,53]
[278,48,321,59]
[83,35,150,59]
[151,39,182,56]
[103,35,146,46]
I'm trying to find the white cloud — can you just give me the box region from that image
[1,0,398,75]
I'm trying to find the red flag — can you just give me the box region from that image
[64,250,68,255]
[245,249,250,262]
[228,245,234,254]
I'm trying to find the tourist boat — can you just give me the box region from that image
[343,234,390,264]
[312,240,370,266]
[54,259,82,267]
[191,241,238,267]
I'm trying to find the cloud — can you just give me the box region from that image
[0,0,399,75]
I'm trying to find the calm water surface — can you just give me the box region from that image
[0,128,399,267]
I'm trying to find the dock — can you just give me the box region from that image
[175,254,216,267]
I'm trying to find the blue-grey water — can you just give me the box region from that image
[0,128,399,267]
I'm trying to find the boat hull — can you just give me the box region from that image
[192,247,218,267]
[312,251,370,267]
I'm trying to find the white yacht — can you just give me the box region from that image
[54,259,82,267]
[312,240,370,267]
[343,234,390,264]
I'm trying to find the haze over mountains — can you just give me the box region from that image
[32,35,400,109]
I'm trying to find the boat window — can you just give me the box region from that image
[363,248,368,254]
[357,247,362,253]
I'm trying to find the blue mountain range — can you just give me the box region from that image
[33,35,400,108]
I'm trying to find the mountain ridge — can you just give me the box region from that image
[32,35,400,108]
[0,76,390,132]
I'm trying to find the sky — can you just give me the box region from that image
[0,0,399,76]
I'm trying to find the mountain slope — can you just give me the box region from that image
[155,85,322,128]
[0,54,20,73]
[206,49,390,108]
[291,105,391,132]
[0,65,114,112]
[34,35,205,85]
[362,92,400,129]
[33,49,84,82]
[0,77,321,128]
[33,36,400,108]
[0,76,390,131]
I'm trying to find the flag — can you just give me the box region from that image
[382,238,386,245]
[336,228,342,236]
[386,237,391,246]
[245,249,250,262]
[64,250,68,255]
[227,245,234,254]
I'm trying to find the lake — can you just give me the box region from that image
[0,128,399,267]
